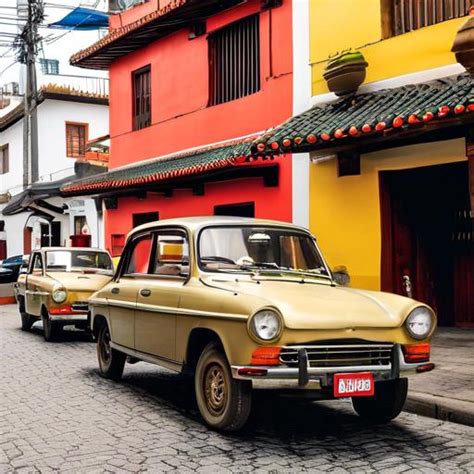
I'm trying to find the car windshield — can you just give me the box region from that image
[45,250,113,273]
[199,226,330,278]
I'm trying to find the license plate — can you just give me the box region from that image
[333,372,374,397]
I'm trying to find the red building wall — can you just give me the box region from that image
[105,0,294,253]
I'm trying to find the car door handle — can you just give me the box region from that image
[140,288,151,297]
[111,287,120,295]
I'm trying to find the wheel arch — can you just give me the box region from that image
[184,328,226,374]
[92,314,108,339]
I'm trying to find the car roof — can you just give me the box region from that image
[131,216,311,237]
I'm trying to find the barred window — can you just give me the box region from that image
[393,0,474,35]
[133,65,151,130]
[66,123,88,158]
[208,15,260,106]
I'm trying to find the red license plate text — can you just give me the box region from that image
[333,372,374,397]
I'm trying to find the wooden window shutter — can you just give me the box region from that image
[66,123,88,157]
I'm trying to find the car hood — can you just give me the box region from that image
[47,272,113,293]
[202,276,417,330]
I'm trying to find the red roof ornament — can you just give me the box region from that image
[234,155,246,163]
[321,132,331,141]
[294,136,303,145]
[349,126,359,136]
[306,133,317,144]
[282,138,292,147]
[375,121,386,131]
[362,124,371,133]
[393,116,404,128]
[408,114,420,124]
[455,104,466,114]
[438,105,450,116]
[334,129,345,139]
[270,142,280,150]
[257,143,266,152]
[468,103,474,111]
[423,111,434,122]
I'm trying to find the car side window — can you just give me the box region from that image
[123,234,153,275]
[30,253,43,275]
[152,230,189,278]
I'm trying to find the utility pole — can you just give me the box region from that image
[15,0,43,188]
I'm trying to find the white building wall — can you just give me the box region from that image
[0,98,109,257]
[0,118,24,198]
[37,99,109,182]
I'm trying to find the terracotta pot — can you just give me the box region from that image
[323,61,368,96]
[452,12,474,76]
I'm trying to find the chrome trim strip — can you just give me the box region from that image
[25,290,49,296]
[50,314,88,321]
[136,302,247,321]
[231,364,392,380]
[282,344,393,350]
[89,297,247,321]
[110,341,182,373]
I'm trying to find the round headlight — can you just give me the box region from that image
[249,309,282,342]
[52,288,67,304]
[405,306,434,340]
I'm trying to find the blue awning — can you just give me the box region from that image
[48,7,109,30]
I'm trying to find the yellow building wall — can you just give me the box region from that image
[310,139,467,290]
[310,0,466,95]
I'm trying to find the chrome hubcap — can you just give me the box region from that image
[100,327,111,365]
[204,364,227,416]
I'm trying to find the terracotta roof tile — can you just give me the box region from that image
[256,75,474,153]
[60,136,262,196]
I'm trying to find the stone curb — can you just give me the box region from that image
[405,391,474,427]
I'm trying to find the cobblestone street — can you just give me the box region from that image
[1,305,473,473]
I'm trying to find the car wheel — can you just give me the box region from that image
[195,343,251,431]
[352,378,408,424]
[42,314,61,342]
[97,323,126,381]
[20,312,34,331]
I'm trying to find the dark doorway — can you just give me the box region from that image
[40,221,61,247]
[380,162,473,327]
[133,212,159,228]
[214,202,255,218]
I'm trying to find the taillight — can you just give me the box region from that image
[402,343,430,363]
[251,346,281,366]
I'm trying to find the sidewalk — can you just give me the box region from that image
[405,327,474,427]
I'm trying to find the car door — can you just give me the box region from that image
[134,228,189,361]
[107,232,154,350]
[25,252,44,317]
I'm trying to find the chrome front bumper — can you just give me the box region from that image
[231,344,434,390]
[50,314,88,322]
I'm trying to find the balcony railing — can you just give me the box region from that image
[37,74,109,98]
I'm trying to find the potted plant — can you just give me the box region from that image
[452,8,474,76]
[323,50,368,96]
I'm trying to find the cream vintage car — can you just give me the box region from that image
[89,217,436,431]
[17,247,113,341]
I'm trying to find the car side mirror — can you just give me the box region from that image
[332,265,350,286]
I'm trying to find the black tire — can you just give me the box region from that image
[352,378,408,424]
[195,344,251,431]
[97,323,126,381]
[20,312,34,331]
[42,314,61,342]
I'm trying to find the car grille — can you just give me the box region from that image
[71,301,89,312]
[279,342,393,368]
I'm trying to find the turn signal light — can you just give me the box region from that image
[251,346,281,366]
[402,343,430,363]
[49,305,74,315]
